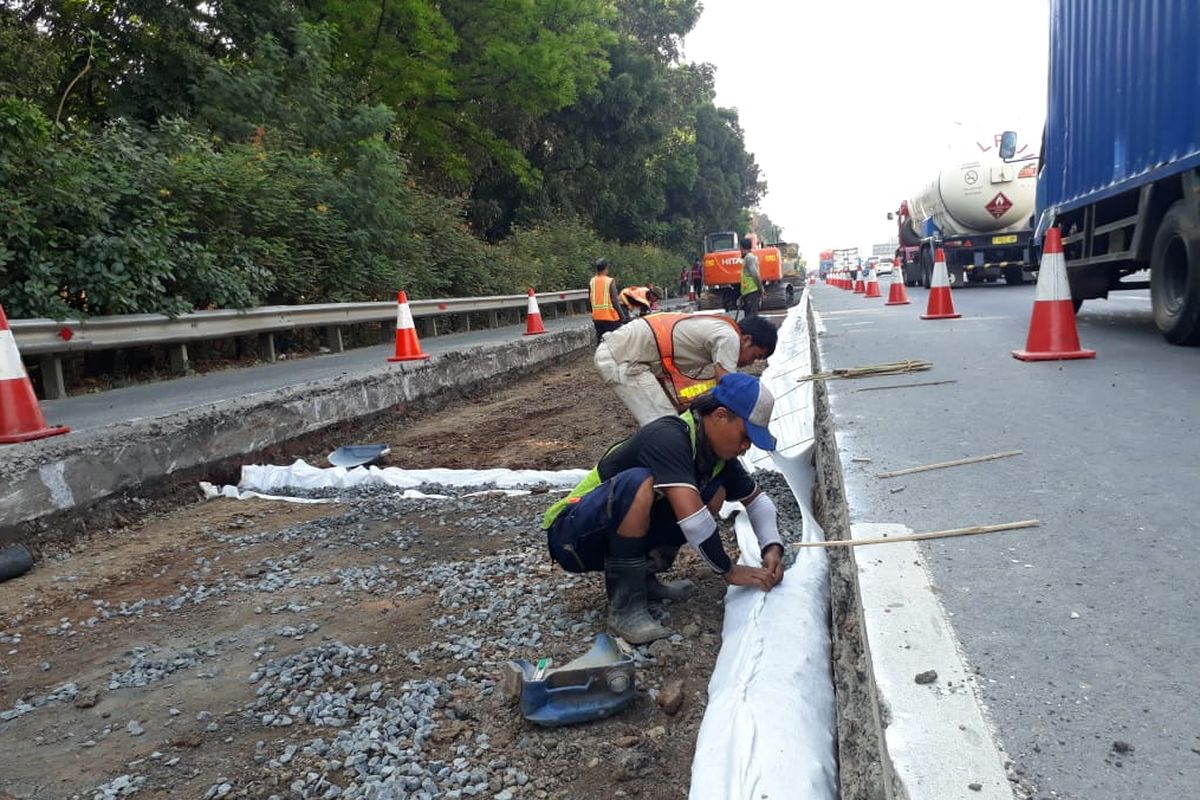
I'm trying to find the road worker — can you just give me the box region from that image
[594,312,777,425]
[589,258,629,343]
[541,373,786,644]
[618,285,661,318]
[739,236,764,320]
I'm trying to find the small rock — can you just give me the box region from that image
[968,783,982,791]
[680,622,700,638]
[613,735,639,748]
[657,679,685,716]
[74,690,99,709]
[645,725,667,740]
[647,639,673,662]
[1070,611,1081,619]
[127,720,145,737]
[914,670,938,685]
[1112,740,1134,754]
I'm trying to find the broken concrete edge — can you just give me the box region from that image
[0,322,593,546]
[807,301,1022,800]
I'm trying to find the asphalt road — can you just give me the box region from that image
[36,315,591,434]
[813,281,1200,799]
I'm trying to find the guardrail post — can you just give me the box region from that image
[489,310,500,329]
[169,343,190,375]
[419,317,437,338]
[259,333,276,363]
[325,326,344,353]
[39,355,67,400]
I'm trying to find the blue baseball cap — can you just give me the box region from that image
[711,373,777,451]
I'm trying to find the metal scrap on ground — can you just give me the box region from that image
[795,520,1042,548]
[875,450,1023,479]
[797,359,932,384]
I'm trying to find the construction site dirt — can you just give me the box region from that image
[0,348,810,800]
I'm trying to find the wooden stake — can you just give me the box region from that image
[875,450,1023,479]
[853,379,958,393]
[794,519,1041,548]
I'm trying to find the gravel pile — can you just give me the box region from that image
[108,645,216,689]
[1,681,79,721]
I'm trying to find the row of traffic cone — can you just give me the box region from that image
[821,229,1093,360]
[0,287,553,445]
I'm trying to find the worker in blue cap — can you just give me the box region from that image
[540,373,786,644]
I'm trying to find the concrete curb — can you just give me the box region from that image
[852,523,1015,799]
[0,323,592,536]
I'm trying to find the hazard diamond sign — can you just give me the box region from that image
[985,192,1014,219]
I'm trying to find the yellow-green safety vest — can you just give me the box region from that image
[541,411,725,530]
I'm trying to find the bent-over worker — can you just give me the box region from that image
[541,373,786,644]
[594,312,777,425]
[618,285,661,318]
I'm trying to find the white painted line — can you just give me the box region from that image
[853,522,1013,799]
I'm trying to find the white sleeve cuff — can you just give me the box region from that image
[744,492,783,552]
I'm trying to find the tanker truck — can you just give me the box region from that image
[698,231,794,311]
[890,132,1040,288]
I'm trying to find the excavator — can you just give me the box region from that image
[697,232,797,312]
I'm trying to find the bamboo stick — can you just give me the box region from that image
[853,379,958,393]
[798,359,933,384]
[794,519,1041,548]
[875,450,1023,479]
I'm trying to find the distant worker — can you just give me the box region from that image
[542,373,785,643]
[619,285,661,318]
[690,258,703,296]
[739,237,764,320]
[589,258,629,343]
[678,266,690,297]
[595,312,777,425]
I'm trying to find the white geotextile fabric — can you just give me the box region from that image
[690,292,837,800]
[235,460,587,493]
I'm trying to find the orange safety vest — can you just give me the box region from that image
[590,275,620,322]
[643,313,740,404]
[619,286,651,309]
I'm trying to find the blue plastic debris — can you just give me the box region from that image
[327,444,391,468]
[506,634,637,727]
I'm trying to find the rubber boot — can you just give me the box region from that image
[644,546,696,602]
[605,557,671,645]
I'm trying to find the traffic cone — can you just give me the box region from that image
[920,249,962,320]
[863,268,882,298]
[853,271,865,293]
[1012,228,1095,361]
[885,263,911,305]
[524,288,547,336]
[387,291,430,362]
[0,305,69,444]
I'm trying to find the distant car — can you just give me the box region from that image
[875,257,894,276]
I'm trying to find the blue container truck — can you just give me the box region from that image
[1005,0,1200,344]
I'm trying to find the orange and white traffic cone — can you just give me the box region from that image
[1012,228,1095,361]
[853,271,865,293]
[920,249,961,320]
[863,267,882,298]
[524,288,547,336]
[387,291,430,362]
[0,305,69,444]
[885,262,911,306]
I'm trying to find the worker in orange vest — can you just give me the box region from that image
[619,285,661,318]
[589,258,629,343]
[594,313,778,425]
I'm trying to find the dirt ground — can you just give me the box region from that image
[0,349,768,800]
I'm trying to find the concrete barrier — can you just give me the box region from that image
[0,322,592,539]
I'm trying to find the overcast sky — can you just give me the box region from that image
[684,0,1050,262]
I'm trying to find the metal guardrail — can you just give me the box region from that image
[9,291,589,355]
[11,290,590,399]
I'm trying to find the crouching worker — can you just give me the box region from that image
[540,373,786,644]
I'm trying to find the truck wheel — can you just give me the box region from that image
[1004,266,1026,286]
[1149,199,1200,345]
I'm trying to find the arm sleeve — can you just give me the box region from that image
[743,493,783,552]
[678,507,732,574]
